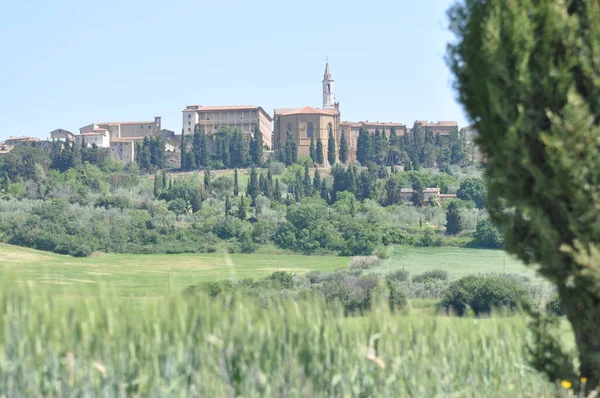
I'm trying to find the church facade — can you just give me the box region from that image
[273,63,341,164]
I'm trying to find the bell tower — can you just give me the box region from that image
[322,58,336,110]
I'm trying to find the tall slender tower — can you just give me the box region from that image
[322,60,335,110]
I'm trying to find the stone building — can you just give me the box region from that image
[273,62,341,163]
[80,117,162,141]
[4,136,41,147]
[49,129,75,141]
[340,121,406,162]
[110,137,143,163]
[412,120,459,136]
[182,105,272,148]
[77,129,110,148]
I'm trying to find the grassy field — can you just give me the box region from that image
[0,243,348,296]
[0,282,565,397]
[0,243,540,296]
[375,246,542,281]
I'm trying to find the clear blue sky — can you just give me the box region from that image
[0,0,468,140]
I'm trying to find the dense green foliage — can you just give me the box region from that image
[448,0,600,386]
[440,275,532,316]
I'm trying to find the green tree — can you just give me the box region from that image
[309,137,316,163]
[457,178,487,209]
[192,129,202,169]
[180,131,187,170]
[153,173,161,197]
[316,138,324,165]
[248,166,259,206]
[339,129,349,163]
[447,1,600,386]
[250,127,263,166]
[199,131,209,168]
[273,179,282,202]
[233,168,239,196]
[284,131,297,166]
[238,195,247,220]
[445,200,468,235]
[203,169,211,190]
[225,195,232,215]
[313,168,321,192]
[356,127,372,164]
[410,179,424,207]
[327,125,336,166]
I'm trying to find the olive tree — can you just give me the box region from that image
[447,0,600,388]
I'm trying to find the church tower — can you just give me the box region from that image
[322,61,336,110]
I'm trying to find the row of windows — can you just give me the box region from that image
[285,122,333,139]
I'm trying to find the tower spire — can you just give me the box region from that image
[322,59,335,109]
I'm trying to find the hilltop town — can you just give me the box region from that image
[1,62,478,166]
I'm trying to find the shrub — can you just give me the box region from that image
[385,279,407,312]
[267,271,294,289]
[439,275,532,316]
[412,269,449,284]
[545,295,564,316]
[385,270,410,283]
[318,274,379,315]
[268,161,286,175]
[347,256,381,270]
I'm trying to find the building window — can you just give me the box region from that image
[188,121,191,126]
[188,114,191,119]
[188,128,191,132]
[307,122,314,138]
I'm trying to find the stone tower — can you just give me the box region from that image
[322,61,336,110]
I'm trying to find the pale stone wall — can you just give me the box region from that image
[110,141,136,163]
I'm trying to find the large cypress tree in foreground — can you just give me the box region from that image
[448,0,600,388]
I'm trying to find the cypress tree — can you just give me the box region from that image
[222,133,231,168]
[204,169,211,190]
[309,137,316,163]
[161,170,168,191]
[251,127,263,166]
[238,195,246,220]
[248,166,259,206]
[153,173,161,197]
[284,131,297,166]
[316,138,324,165]
[199,131,209,168]
[193,129,202,169]
[266,169,274,199]
[356,127,371,165]
[339,129,349,164]
[303,163,312,196]
[327,126,336,166]
[313,168,321,192]
[225,195,232,215]
[180,130,186,170]
[273,179,282,201]
[233,168,239,196]
[320,179,329,203]
[259,173,267,196]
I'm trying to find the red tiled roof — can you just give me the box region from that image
[281,106,339,116]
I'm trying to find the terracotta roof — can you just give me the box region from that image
[274,108,297,115]
[184,105,273,121]
[6,136,40,142]
[281,106,339,116]
[80,130,108,136]
[399,188,442,194]
[416,120,459,127]
[111,137,145,143]
[98,121,154,126]
[342,121,405,128]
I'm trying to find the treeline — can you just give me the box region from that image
[356,124,472,169]
[180,126,264,171]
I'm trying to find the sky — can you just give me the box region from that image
[0,0,469,140]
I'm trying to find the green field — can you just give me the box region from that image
[0,243,540,297]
